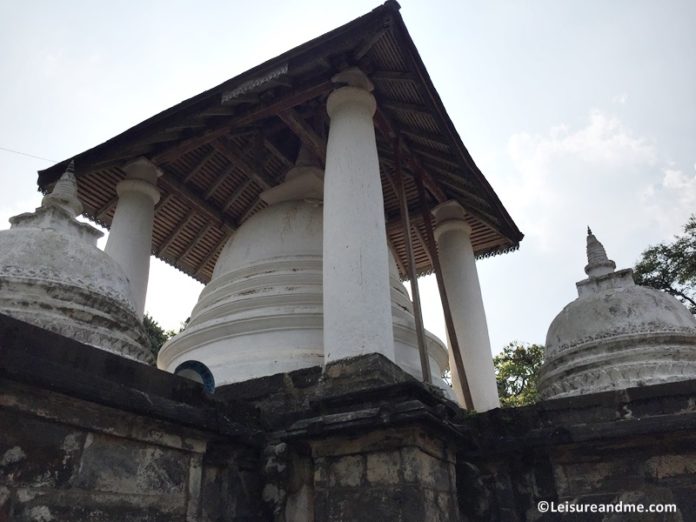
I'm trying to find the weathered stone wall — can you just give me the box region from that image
[4,312,696,521]
[0,314,266,521]
[456,380,696,521]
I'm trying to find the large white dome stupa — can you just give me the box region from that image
[158,161,452,394]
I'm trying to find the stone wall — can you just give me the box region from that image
[456,380,696,521]
[0,314,266,521]
[3,312,696,521]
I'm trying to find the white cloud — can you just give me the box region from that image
[502,109,658,250]
[641,166,696,236]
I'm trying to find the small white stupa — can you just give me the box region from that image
[158,149,452,393]
[538,228,696,399]
[0,161,151,363]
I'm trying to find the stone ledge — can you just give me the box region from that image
[0,313,262,445]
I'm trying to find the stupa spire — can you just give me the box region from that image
[41,160,83,217]
[584,227,616,278]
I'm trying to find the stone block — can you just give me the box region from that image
[366,451,400,485]
[0,409,84,489]
[315,485,426,522]
[646,454,696,481]
[328,455,364,488]
[72,433,188,496]
[401,447,451,491]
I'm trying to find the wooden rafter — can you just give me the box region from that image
[176,222,217,263]
[157,209,196,256]
[387,239,407,276]
[278,108,326,164]
[154,193,174,212]
[152,78,334,165]
[374,108,447,204]
[265,138,294,168]
[412,225,433,265]
[204,164,235,200]
[194,229,233,276]
[222,179,254,214]
[371,70,417,82]
[158,175,235,232]
[183,149,217,183]
[212,138,275,190]
[353,27,388,60]
[238,197,264,223]
[95,195,118,221]
[399,126,449,148]
[381,100,431,116]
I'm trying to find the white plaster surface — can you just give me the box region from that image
[158,173,451,395]
[322,85,394,363]
[0,171,150,362]
[433,201,500,411]
[539,233,696,399]
[104,159,160,319]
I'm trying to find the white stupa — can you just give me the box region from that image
[158,151,452,394]
[0,162,151,363]
[538,228,696,399]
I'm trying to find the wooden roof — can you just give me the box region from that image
[38,1,523,284]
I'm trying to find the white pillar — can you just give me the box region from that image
[105,157,161,319]
[323,79,395,363]
[433,201,500,411]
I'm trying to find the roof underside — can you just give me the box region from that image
[38,1,523,284]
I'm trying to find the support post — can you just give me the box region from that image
[431,200,500,411]
[104,157,161,319]
[393,137,431,383]
[413,167,473,409]
[323,70,394,363]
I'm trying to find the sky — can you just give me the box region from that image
[1,0,695,353]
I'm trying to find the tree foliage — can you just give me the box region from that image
[142,313,176,363]
[633,214,696,314]
[494,342,545,407]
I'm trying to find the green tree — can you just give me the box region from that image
[142,313,175,363]
[633,214,696,314]
[494,342,544,407]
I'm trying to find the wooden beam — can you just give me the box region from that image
[399,126,449,148]
[184,149,217,183]
[394,137,431,384]
[387,239,407,277]
[95,195,118,221]
[222,179,254,214]
[278,108,326,164]
[152,78,334,165]
[373,108,447,204]
[414,167,473,410]
[412,225,433,265]
[138,130,183,146]
[265,139,294,168]
[381,100,431,116]
[239,197,264,223]
[204,164,235,200]
[154,193,174,212]
[408,145,459,169]
[157,209,196,256]
[194,229,234,276]
[212,138,275,190]
[176,222,217,263]
[199,106,236,117]
[158,174,235,232]
[353,28,387,60]
[371,70,418,83]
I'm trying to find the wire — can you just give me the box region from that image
[0,146,56,163]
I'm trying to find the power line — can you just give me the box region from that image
[0,146,56,163]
